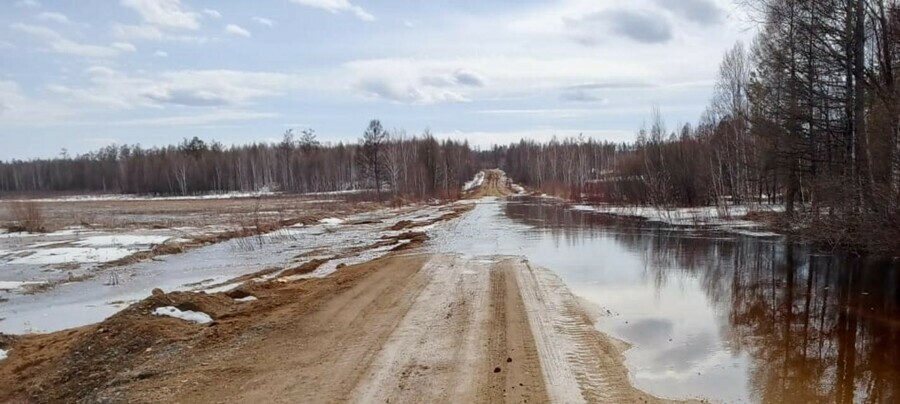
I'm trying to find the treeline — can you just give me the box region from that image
[0,121,477,200]
[483,137,624,199]
[597,0,900,252]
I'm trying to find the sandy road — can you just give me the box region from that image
[162,254,665,403]
[0,171,680,403]
[161,254,552,404]
[467,169,513,198]
[0,253,667,403]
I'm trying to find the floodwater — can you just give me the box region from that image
[431,197,900,403]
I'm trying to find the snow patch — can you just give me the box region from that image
[74,235,172,247]
[0,349,7,361]
[152,306,213,324]
[571,204,785,234]
[9,247,134,265]
[0,281,46,291]
[18,190,277,202]
[319,218,345,225]
[234,296,258,303]
[463,171,485,192]
[302,189,372,196]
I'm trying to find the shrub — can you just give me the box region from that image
[9,201,46,233]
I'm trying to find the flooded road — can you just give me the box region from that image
[432,197,900,403]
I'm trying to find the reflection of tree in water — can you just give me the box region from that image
[505,199,900,403]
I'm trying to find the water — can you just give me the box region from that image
[431,197,900,403]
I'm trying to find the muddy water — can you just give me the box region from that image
[431,197,900,403]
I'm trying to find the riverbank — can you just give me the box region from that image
[568,202,785,238]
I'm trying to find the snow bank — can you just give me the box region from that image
[9,247,134,265]
[497,172,527,195]
[152,306,213,324]
[74,235,172,247]
[18,190,277,202]
[0,349,7,361]
[463,171,485,192]
[0,228,89,239]
[571,204,785,235]
[302,189,372,196]
[0,281,46,291]
[319,218,345,225]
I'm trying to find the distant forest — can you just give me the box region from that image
[2,0,899,251]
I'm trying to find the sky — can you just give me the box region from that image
[0,0,756,160]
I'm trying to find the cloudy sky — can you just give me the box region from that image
[0,0,754,160]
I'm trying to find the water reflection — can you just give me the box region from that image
[505,198,900,404]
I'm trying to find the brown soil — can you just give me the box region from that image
[466,169,513,198]
[280,258,328,277]
[389,219,415,231]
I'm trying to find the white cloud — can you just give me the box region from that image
[12,23,124,58]
[113,110,279,126]
[111,42,137,52]
[253,17,274,27]
[36,12,70,25]
[453,69,486,87]
[289,0,375,21]
[154,50,168,57]
[15,0,40,8]
[203,9,221,19]
[225,24,251,38]
[344,57,660,103]
[474,108,599,119]
[345,61,491,104]
[112,23,163,40]
[357,78,469,104]
[112,23,208,43]
[0,80,77,126]
[50,67,307,109]
[120,0,200,30]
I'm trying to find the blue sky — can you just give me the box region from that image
[0,0,754,160]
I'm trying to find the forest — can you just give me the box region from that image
[1,0,898,252]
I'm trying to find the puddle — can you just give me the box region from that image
[0,204,444,334]
[430,197,900,403]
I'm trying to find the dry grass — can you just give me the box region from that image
[7,201,46,233]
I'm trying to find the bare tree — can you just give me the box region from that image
[358,120,388,200]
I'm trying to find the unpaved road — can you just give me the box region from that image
[0,171,681,403]
[159,255,660,403]
[466,169,513,198]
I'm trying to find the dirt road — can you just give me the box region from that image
[0,172,680,403]
[466,169,513,198]
[0,255,669,403]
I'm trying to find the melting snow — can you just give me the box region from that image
[74,235,173,247]
[18,191,277,202]
[235,296,258,303]
[319,218,345,225]
[463,171,485,192]
[0,281,46,291]
[571,204,785,235]
[9,247,134,265]
[152,306,213,324]
[0,349,7,361]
